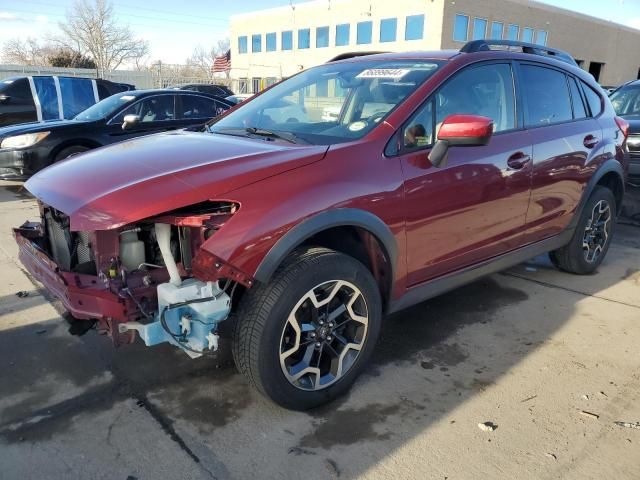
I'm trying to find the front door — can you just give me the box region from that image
[398,62,533,286]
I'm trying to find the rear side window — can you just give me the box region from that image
[521,65,572,126]
[568,77,587,119]
[32,76,60,120]
[581,81,602,117]
[180,95,218,119]
[59,78,96,118]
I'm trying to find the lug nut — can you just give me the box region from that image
[326,335,333,342]
[328,322,334,328]
[319,320,324,325]
[315,342,322,348]
[310,332,316,338]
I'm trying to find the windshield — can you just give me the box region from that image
[73,92,138,121]
[610,86,640,117]
[209,59,444,145]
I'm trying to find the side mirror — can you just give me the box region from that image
[122,114,141,130]
[429,114,494,168]
[0,95,10,103]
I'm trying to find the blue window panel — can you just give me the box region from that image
[357,21,372,44]
[522,27,534,43]
[453,14,469,42]
[405,14,424,40]
[380,18,397,42]
[266,32,276,52]
[491,21,503,40]
[472,18,488,40]
[507,24,519,41]
[336,23,350,46]
[238,36,248,54]
[251,34,262,53]
[33,76,60,120]
[298,28,310,49]
[536,30,548,46]
[59,77,95,118]
[281,31,293,50]
[316,26,329,48]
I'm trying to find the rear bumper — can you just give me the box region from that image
[13,224,128,321]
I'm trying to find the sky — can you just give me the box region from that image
[0,0,639,65]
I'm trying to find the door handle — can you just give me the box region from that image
[583,134,598,149]
[507,151,531,170]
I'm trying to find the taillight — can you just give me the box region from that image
[615,116,630,140]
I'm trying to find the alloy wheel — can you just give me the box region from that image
[279,280,369,391]
[582,199,612,264]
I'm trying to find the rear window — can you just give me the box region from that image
[581,81,602,117]
[521,65,572,127]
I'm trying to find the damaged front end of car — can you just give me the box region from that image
[14,200,250,358]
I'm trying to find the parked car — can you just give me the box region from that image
[0,76,134,127]
[609,80,640,181]
[0,89,233,179]
[171,83,234,98]
[14,40,629,410]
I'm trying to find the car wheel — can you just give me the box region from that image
[232,247,382,410]
[549,186,616,274]
[54,145,90,162]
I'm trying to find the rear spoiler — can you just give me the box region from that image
[327,51,389,62]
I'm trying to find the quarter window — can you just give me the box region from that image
[251,34,262,53]
[380,18,397,42]
[435,63,515,133]
[521,65,572,126]
[282,31,293,50]
[266,33,276,52]
[403,99,434,150]
[405,14,425,40]
[453,14,469,42]
[336,24,350,46]
[472,18,488,40]
[568,77,587,119]
[522,27,534,43]
[507,24,519,40]
[316,26,329,48]
[357,21,373,44]
[491,22,503,39]
[298,29,310,49]
[238,36,248,54]
[581,81,603,117]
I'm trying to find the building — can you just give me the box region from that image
[229,0,640,92]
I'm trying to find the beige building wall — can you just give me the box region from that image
[230,0,640,91]
[442,0,640,86]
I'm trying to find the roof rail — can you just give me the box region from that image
[327,51,389,62]
[460,40,578,66]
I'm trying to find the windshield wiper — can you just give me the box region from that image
[244,127,302,144]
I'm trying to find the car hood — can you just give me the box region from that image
[26,130,328,231]
[0,119,89,138]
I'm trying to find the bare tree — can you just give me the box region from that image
[56,0,149,76]
[2,38,52,65]
[189,38,231,81]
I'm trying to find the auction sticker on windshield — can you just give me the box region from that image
[356,69,411,79]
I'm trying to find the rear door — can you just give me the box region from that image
[0,78,37,126]
[176,94,228,127]
[518,63,602,242]
[398,62,533,285]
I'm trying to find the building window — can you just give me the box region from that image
[317,78,329,97]
[453,14,469,42]
[357,21,372,44]
[238,36,248,54]
[266,32,276,52]
[536,30,548,46]
[251,34,262,53]
[491,21,503,40]
[282,31,293,50]
[336,23,350,46]
[252,77,262,93]
[405,14,425,40]
[522,27,534,43]
[238,78,248,93]
[265,77,278,87]
[472,17,488,40]
[507,24,519,41]
[575,59,584,68]
[298,28,310,49]
[316,26,329,48]
[380,18,397,42]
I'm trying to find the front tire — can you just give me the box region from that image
[54,145,90,162]
[232,247,382,410]
[549,186,616,274]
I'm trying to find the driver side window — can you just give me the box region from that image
[113,95,175,123]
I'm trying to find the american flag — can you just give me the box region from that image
[212,50,231,72]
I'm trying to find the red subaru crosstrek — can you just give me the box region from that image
[15,40,629,410]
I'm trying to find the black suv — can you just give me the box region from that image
[0,76,134,127]
[610,80,640,180]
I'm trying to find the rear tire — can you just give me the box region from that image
[549,186,616,274]
[232,247,382,410]
[54,145,90,162]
